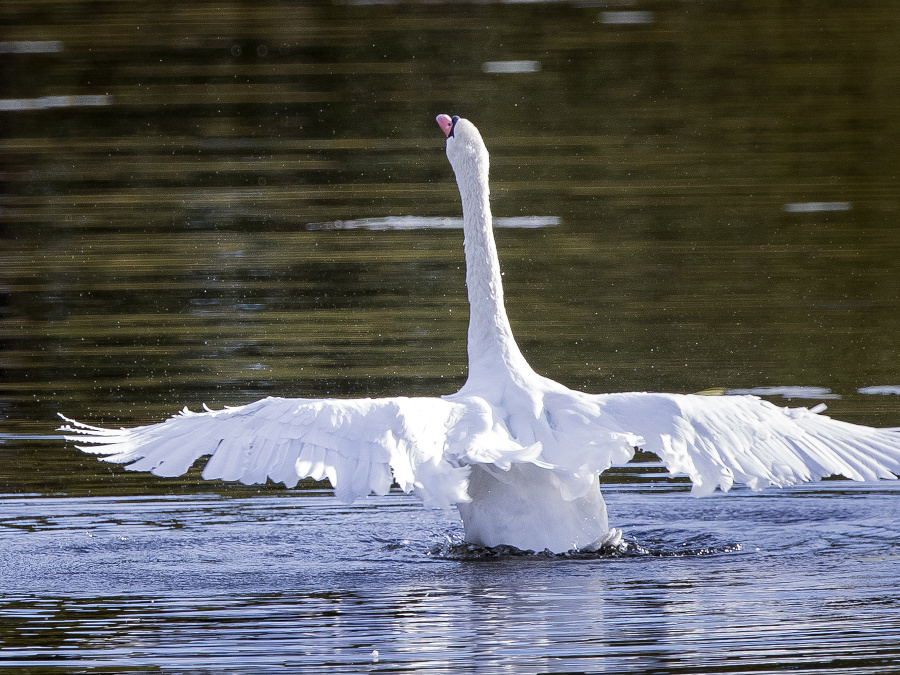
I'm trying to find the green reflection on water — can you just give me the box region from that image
[2,1,900,495]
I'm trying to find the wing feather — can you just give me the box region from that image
[63,388,898,506]
[295,443,327,482]
[597,392,900,495]
[267,438,302,488]
[59,395,470,507]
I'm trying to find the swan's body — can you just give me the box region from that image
[61,116,900,553]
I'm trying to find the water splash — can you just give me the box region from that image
[430,533,741,560]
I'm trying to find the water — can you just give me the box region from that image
[3,1,900,672]
[2,485,900,673]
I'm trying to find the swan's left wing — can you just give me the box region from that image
[59,396,473,508]
[596,392,900,496]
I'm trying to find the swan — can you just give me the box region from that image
[60,114,900,554]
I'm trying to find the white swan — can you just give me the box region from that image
[60,115,900,553]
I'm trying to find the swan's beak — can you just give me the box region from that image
[436,114,454,138]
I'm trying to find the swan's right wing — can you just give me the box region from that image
[597,392,900,496]
[60,396,473,508]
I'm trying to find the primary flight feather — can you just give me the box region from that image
[60,115,900,553]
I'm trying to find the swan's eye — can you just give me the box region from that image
[449,116,460,137]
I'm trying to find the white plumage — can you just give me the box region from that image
[60,115,900,553]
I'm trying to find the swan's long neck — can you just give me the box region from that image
[455,153,533,383]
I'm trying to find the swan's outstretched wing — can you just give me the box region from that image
[59,394,550,508]
[598,392,900,496]
[60,396,476,507]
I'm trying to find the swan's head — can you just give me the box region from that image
[437,114,489,181]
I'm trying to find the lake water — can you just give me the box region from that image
[2,485,900,673]
[2,1,900,673]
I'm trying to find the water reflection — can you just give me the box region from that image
[306,215,559,230]
[0,94,114,111]
[723,386,838,400]
[859,386,900,396]
[481,60,542,74]
[783,201,852,213]
[600,10,655,25]
[0,40,64,54]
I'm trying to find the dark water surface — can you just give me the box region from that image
[3,1,900,672]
